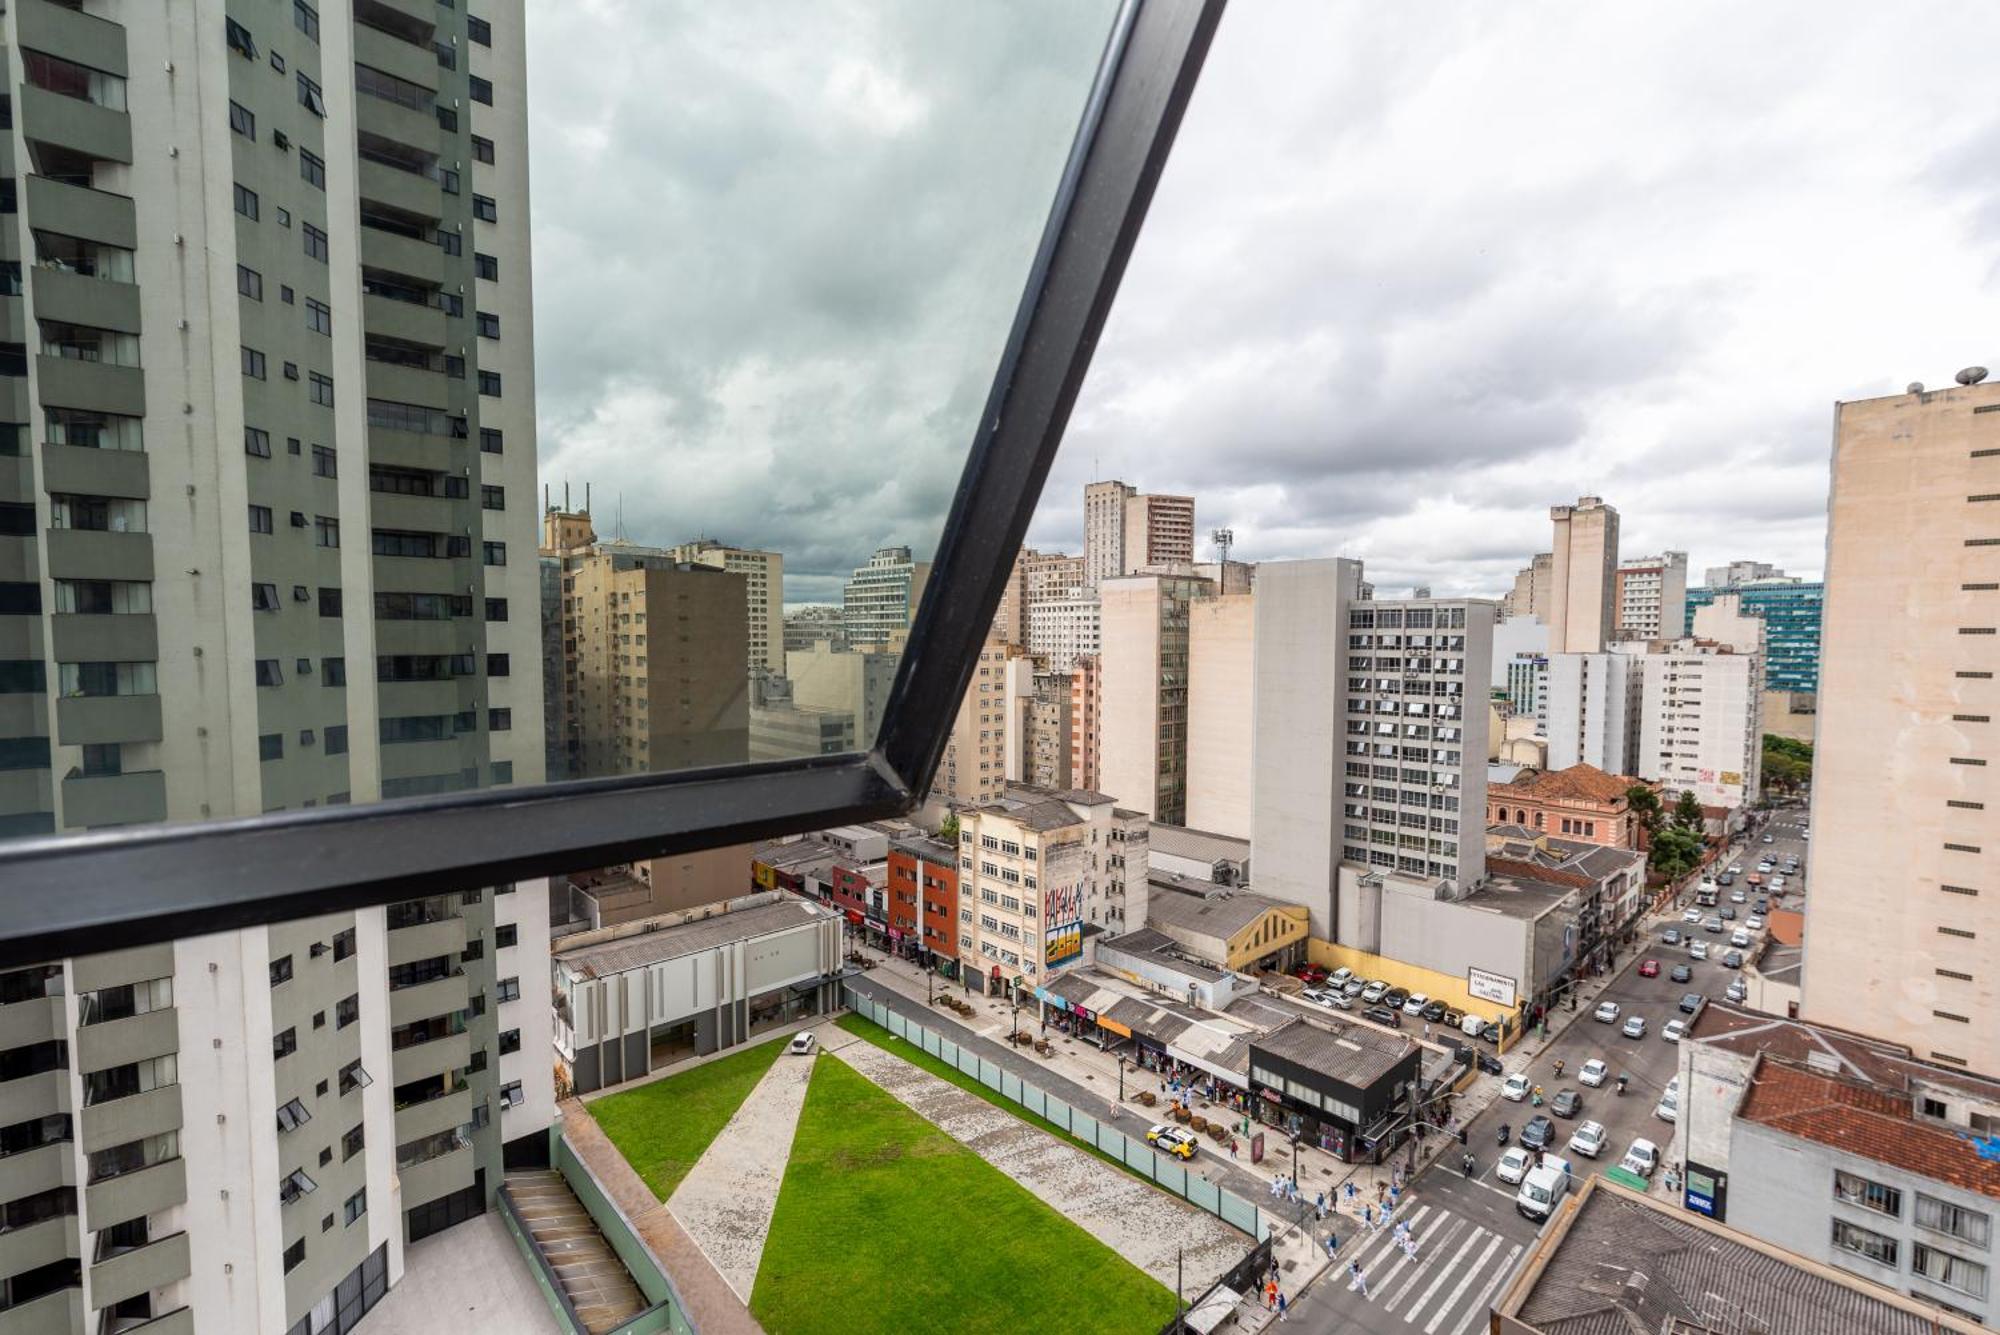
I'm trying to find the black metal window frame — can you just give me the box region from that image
[0,0,1224,968]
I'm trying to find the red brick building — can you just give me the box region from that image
[1488,763,1646,849]
[890,836,961,976]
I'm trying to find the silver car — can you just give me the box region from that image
[1622,1015,1648,1039]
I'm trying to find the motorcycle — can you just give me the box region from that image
[1616,1074,1629,1097]
[1462,1152,1476,1177]
[1496,1123,1511,1146]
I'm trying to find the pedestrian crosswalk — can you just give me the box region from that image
[1341,1203,1526,1335]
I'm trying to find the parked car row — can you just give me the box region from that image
[1294,965,1504,1041]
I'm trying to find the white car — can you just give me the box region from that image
[1662,1019,1687,1043]
[1578,1058,1609,1088]
[1502,1072,1532,1102]
[1567,1120,1607,1158]
[1361,981,1390,1003]
[1594,1000,1621,1024]
[1301,987,1340,1010]
[1496,1146,1533,1184]
[788,1032,817,1056]
[1688,941,1709,961]
[1769,877,1786,891]
[1654,1089,1679,1123]
[1681,908,1702,924]
[1746,915,1764,931]
[1403,992,1431,1016]
[1725,979,1748,1003]
[1729,889,1747,904]
[1730,929,1752,949]
[1622,1015,1648,1039]
[1330,967,1355,987]
[1622,1138,1660,1178]
[1727,863,1744,875]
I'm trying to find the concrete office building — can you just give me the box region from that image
[1192,559,1254,596]
[1502,552,1553,622]
[1082,480,1135,590]
[1184,590,1253,840]
[1069,653,1101,792]
[1024,590,1100,673]
[1614,550,1687,641]
[553,895,845,1096]
[1685,578,1824,693]
[840,545,928,648]
[785,641,897,750]
[1081,479,1194,588]
[781,604,846,655]
[553,547,748,779]
[1706,559,1796,588]
[1544,652,1641,775]
[1637,637,1761,809]
[666,540,783,676]
[1547,496,1620,653]
[1251,561,1492,939]
[934,640,1024,807]
[1098,572,1211,823]
[0,3,553,1329]
[1805,380,2000,1073]
[1022,670,1073,792]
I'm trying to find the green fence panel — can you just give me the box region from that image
[1021,1085,1046,1118]
[1188,1175,1221,1214]
[1218,1190,1259,1235]
[1001,1071,1021,1101]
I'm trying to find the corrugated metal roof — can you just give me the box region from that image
[555,898,832,977]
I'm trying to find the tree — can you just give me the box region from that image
[1762,734,1813,794]
[1649,825,1705,880]
[937,811,960,844]
[1672,789,1705,832]
[1625,783,1663,839]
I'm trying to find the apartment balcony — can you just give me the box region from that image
[368,553,476,599]
[356,95,442,163]
[56,694,162,747]
[363,290,449,349]
[48,612,154,666]
[392,1082,470,1144]
[0,1211,78,1279]
[0,770,54,818]
[18,84,132,167]
[354,17,440,89]
[0,1069,68,1127]
[36,354,145,417]
[372,618,467,657]
[0,1141,74,1207]
[374,678,479,719]
[62,768,165,828]
[103,1307,194,1335]
[369,490,465,534]
[30,264,140,334]
[89,1229,189,1312]
[76,1007,175,1078]
[398,1139,473,1207]
[358,227,447,286]
[0,994,63,1052]
[358,158,442,223]
[391,1028,469,1086]
[23,176,136,250]
[84,1152,183,1224]
[74,944,172,994]
[363,360,453,411]
[387,969,468,1029]
[38,444,148,502]
[0,1287,80,1335]
[79,1083,181,1156]
[16,0,130,76]
[387,911,466,967]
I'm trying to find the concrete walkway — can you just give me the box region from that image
[558,1100,768,1335]
[824,1024,1246,1294]
[666,1040,818,1303]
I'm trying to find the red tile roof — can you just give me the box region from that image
[1739,1058,2000,1201]
[1491,763,1637,805]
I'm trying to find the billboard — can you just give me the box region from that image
[1044,880,1084,968]
[1467,966,1518,1008]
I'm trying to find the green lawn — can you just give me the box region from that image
[752,1054,1172,1335]
[587,1038,785,1200]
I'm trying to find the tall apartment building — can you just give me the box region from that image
[841,545,929,648]
[1022,670,1073,791]
[0,4,551,1329]
[1548,496,1620,652]
[1069,654,1101,792]
[786,641,896,749]
[1705,559,1794,588]
[933,640,1020,807]
[1082,480,1134,590]
[781,604,846,655]
[954,785,1147,995]
[1184,590,1253,840]
[552,547,748,779]
[1544,652,1642,775]
[1684,579,1823,693]
[1250,561,1493,937]
[1502,552,1552,621]
[1636,637,1760,809]
[1804,379,2000,1073]
[1614,550,1687,640]
[1024,590,1099,673]
[1098,571,1211,823]
[666,540,783,676]
[1123,491,1194,572]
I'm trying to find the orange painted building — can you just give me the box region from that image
[1069,654,1102,792]
[889,836,962,975]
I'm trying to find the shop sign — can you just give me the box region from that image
[1259,1087,1284,1104]
[843,910,864,926]
[1684,1161,1728,1219]
[1075,1006,1096,1023]
[1098,1017,1131,1037]
[752,862,777,890]
[1467,966,1518,1008]
[887,928,903,941]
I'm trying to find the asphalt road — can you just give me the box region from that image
[1291,812,1811,1334]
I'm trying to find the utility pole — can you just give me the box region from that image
[1175,1246,1184,1335]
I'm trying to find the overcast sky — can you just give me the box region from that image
[529,1,2000,604]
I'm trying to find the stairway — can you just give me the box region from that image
[506,1169,650,1333]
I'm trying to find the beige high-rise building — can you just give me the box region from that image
[1070,654,1102,791]
[1023,670,1074,791]
[1503,552,1554,621]
[1803,379,2000,1073]
[1098,572,1212,822]
[934,641,1021,807]
[1123,492,1195,572]
[668,540,784,675]
[1548,496,1620,652]
[787,641,898,747]
[1185,591,1254,839]
[1615,551,1688,640]
[1636,638,1760,809]
[1083,480,1136,589]
[558,550,748,778]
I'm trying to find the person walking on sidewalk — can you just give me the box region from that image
[1277,1292,1288,1322]
[1325,1231,1339,1258]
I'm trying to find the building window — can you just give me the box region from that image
[475,253,498,281]
[476,311,500,339]
[495,924,517,950]
[343,1188,366,1225]
[1916,1194,1992,1249]
[323,658,345,686]
[249,505,274,535]
[479,427,503,454]
[471,134,495,164]
[245,426,272,457]
[325,725,348,755]
[477,370,502,396]
[1913,1243,1988,1299]
[1834,1170,1901,1217]
[294,1,320,42]
[468,15,493,45]
[343,1125,365,1160]
[304,223,329,262]
[306,298,332,335]
[500,1080,523,1108]
[472,194,497,222]
[272,1026,297,1060]
[242,346,267,379]
[238,264,263,301]
[470,76,493,105]
[488,707,511,732]
[309,372,334,406]
[260,733,284,761]
[229,99,256,138]
[483,541,506,567]
[332,928,355,961]
[1831,1218,1899,1267]
[312,444,337,477]
[235,183,259,219]
[315,516,339,548]
[283,1238,305,1273]
[495,977,520,1003]
[484,598,508,621]
[297,72,326,117]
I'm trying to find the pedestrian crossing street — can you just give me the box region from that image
[1340,1203,1525,1335]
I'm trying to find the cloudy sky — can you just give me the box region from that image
[528,1,2000,604]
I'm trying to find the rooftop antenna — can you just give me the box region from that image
[1212,527,1234,565]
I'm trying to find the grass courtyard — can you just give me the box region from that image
[588,1038,784,1200]
[751,1054,1173,1335]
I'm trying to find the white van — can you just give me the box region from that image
[1516,1163,1571,1222]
